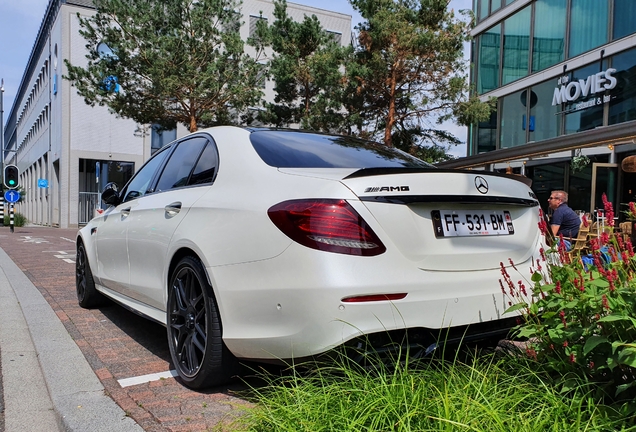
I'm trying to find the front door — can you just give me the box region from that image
[590,162,618,220]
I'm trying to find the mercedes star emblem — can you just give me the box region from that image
[474,176,489,194]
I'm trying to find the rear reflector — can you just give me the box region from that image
[268,199,386,256]
[341,293,408,303]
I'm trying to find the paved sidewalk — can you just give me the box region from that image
[0,233,143,432]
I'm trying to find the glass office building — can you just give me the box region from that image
[439,0,636,217]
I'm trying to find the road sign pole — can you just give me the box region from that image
[0,195,4,225]
[9,202,13,233]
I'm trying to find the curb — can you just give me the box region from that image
[0,244,143,432]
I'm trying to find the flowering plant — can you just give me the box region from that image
[623,202,636,221]
[503,200,636,401]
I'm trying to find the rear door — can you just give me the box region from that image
[126,136,219,309]
[341,169,541,271]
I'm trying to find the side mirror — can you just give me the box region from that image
[101,182,121,206]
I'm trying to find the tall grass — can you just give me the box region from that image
[233,351,632,432]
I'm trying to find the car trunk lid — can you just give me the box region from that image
[340,168,540,271]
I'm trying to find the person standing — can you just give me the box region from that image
[548,190,580,242]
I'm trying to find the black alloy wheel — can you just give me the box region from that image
[75,241,104,308]
[167,256,238,389]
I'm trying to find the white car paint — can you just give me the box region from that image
[78,125,542,363]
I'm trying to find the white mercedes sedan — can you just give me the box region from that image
[76,126,542,389]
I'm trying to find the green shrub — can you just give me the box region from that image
[3,212,28,227]
[234,353,629,431]
[504,194,636,405]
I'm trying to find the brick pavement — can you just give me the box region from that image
[0,226,253,432]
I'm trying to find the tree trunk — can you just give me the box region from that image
[190,116,198,132]
[384,69,398,147]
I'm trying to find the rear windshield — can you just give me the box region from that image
[250,130,433,169]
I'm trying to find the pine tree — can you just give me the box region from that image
[65,0,266,132]
[257,0,351,132]
[347,0,493,157]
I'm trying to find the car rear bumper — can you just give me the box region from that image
[208,242,539,360]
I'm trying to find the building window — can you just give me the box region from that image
[249,15,267,37]
[502,5,530,85]
[151,125,177,154]
[476,109,497,153]
[500,89,526,148]
[563,62,606,134]
[613,0,636,40]
[477,24,500,94]
[568,0,608,58]
[532,0,566,73]
[529,79,560,142]
[609,48,636,125]
[325,31,342,45]
[256,62,267,89]
[479,0,489,22]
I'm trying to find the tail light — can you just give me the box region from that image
[268,199,386,256]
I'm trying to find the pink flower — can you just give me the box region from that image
[602,294,610,310]
[602,193,615,227]
[560,310,567,327]
[518,280,527,296]
[600,231,610,245]
[555,281,561,294]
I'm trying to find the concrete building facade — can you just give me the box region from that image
[3,0,351,228]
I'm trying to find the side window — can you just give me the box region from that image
[188,142,218,186]
[122,147,170,202]
[155,137,207,192]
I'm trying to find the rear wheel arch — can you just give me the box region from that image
[168,248,214,294]
[166,253,239,388]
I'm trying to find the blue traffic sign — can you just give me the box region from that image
[4,190,20,203]
[38,178,49,188]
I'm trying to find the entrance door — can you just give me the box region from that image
[590,162,618,218]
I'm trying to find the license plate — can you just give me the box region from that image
[431,210,514,237]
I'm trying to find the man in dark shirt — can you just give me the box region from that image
[548,190,580,240]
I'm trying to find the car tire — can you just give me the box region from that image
[76,241,105,308]
[167,256,239,389]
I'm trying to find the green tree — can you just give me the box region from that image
[65,0,266,132]
[346,0,493,159]
[256,0,351,132]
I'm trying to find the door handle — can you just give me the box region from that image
[165,202,182,217]
[121,207,131,218]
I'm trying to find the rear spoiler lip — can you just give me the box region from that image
[343,167,533,188]
[359,195,539,207]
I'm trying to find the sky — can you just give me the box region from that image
[0,0,472,156]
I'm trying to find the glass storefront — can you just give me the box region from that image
[500,89,526,148]
[563,61,607,135]
[609,48,636,125]
[528,79,560,142]
[473,47,635,152]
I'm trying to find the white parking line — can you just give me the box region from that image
[117,370,179,388]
